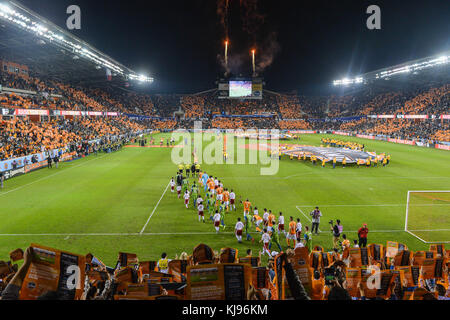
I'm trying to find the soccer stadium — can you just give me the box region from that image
[0,0,449,305]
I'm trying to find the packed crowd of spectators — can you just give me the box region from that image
[211,117,278,130]
[278,120,311,130]
[180,95,205,119]
[1,63,448,142]
[0,117,147,161]
[310,118,450,143]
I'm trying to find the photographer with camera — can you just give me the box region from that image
[310,207,322,234]
[330,219,342,250]
[323,261,351,300]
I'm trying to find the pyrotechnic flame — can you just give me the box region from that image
[251,49,256,74]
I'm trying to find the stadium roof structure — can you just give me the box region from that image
[0,0,153,86]
[332,51,450,90]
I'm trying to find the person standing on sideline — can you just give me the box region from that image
[310,207,322,235]
[357,223,369,248]
[0,170,3,189]
[157,253,171,274]
[47,154,52,169]
[53,154,59,169]
[331,220,342,250]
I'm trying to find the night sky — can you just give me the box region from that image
[16,0,450,94]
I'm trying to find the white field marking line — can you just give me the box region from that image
[408,190,450,193]
[0,230,417,236]
[0,154,109,197]
[0,232,258,236]
[296,204,450,208]
[139,181,170,234]
[424,241,450,244]
[283,175,449,180]
[283,172,317,180]
[409,229,450,232]
[405,230,428,243]
[295,206,322,232]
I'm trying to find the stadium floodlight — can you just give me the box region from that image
[333,52,450,86]
[0,0,154,84]
[333,76,364,86]
[128,73,153,83]
[0,3,13,14]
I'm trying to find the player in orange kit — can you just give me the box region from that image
[223,188,230,212]
[267,210,276,234]
[243,199,252,219]
[287,216,297,248]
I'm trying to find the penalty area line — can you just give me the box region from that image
[139,181,171,235]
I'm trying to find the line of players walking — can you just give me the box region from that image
[170,163,317,258]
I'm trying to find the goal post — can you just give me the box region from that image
[405,190,450,244]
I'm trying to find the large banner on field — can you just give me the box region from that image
[20,244,86,300]
[282,146,376,164]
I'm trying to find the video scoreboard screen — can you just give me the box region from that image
[230,81,252,98]
[218,78,263,100]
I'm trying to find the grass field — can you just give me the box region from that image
[0,133,449,266]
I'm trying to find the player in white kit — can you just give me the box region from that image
[184,190,190,209]
[278,212,286,236]
[170,178,175,193]
[296,218,303,240]
[229,190,236,211]
[198,202,205,223]
[213,211,221,233]
[235,218,244,243]
[196,196,203,208]
[260,229,271,257]
[176,185,182,198]
[263,209,269,227]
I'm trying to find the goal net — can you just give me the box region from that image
[405,191,450,243]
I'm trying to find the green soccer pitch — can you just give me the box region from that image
[0,133,449,266]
